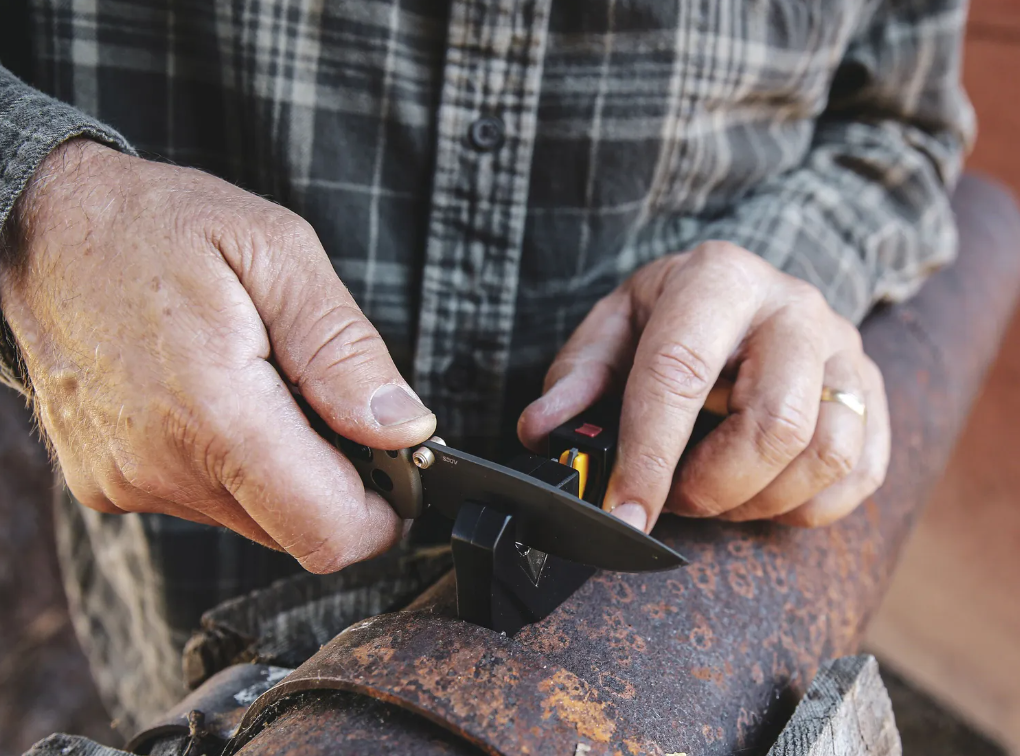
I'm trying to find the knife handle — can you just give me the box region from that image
[290,390,424,519]
[332,436,424,519]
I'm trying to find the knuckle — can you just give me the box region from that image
[749,400,814,466]
[203,433,247,496]
[252,206,316,247]
[100,474,141,512]
[810,435,856,483]
[864,357,886,392]
[265,211,320,258]
[213,203,321,273]
[695,240,749,263]
[107,444,151,495]
[633,448,677,480]
[690,241,769,294]
[790,280,829,316]
[65,470,120,513]
[772,273,825,314]
[296,305,387,385]
[158,394,243,492]
[64,468,123,514]
[670,486,724,518]
[76,492,121,515]
[646,342,714,404]
[836,317,864,352]
[160,398,209,459]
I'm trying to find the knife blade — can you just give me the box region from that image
[417,440,687,573]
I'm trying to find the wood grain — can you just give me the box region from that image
[768,656,901,756]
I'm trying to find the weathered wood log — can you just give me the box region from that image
[767,656,900,756]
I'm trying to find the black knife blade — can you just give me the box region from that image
[418,440,687,573]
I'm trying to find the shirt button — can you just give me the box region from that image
[443,354,477,392]
[468,115,505,152]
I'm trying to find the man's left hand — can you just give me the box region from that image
[518,242,890,532]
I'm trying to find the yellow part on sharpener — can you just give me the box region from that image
[559,449,589,500]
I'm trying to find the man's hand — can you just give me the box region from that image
[0,139,436,573]
[518,242,890,532]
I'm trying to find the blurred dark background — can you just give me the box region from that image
[0,391,115,753]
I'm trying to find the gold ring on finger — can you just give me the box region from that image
[820,386,866,421]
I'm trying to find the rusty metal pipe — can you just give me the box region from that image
[231,175,1020,756]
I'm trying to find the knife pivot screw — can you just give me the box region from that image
[411,436,446,469]
[412,447,434,469]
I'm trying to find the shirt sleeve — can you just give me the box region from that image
[0,64,136,394]
[684,0,975,324]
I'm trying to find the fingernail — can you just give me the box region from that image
[371,384,431,427]
[610,502,648,532]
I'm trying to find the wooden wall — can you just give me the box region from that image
[865,4,1020,751]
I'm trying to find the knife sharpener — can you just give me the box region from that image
[450,454,597,636]
[298,389,688,637]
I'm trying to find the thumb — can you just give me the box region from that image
[517,291,636,451]
[223,213,436,448]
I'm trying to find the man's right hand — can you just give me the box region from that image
[0,139,436,573]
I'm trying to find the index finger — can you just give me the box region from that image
[198,360,404,573]
[603,254,761,532]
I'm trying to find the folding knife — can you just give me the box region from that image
[311,401,694,574]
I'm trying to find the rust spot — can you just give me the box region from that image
[412,647,519,729]
[596,671,636,700]
[641,601,677,621]
[690,667,725,686]
[726,538,752,558]
[688,563,717,599]
[726,562,755,599]
[750,663,764,685]
[603,608,648,653]
[538,669,615,743]
[745,556,764,578]
[525,627,571,654]
[688,614,714,651]
[609,580,636,604]
[350,637,395,668]
[664,579,686,599]
[623,737,666,755]
[702,724,725,743]
[764,553,790,594]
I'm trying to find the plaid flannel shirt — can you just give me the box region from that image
[0,0,973,736]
